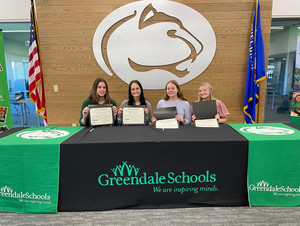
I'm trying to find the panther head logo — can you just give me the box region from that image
[93,0,216,89]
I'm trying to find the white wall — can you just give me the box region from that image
[0,0,30,22]
[272,0,300,18]
[269,25,298,56]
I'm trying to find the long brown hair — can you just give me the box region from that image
[88,78,111,104]
[163,80,188,101]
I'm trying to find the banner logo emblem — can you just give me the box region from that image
[249,180,300,196]
[93,0,216,89]
[98,161,217,187]
[16,129,70,139]
[111,161,140,176]
[239,126,295,135]
[0,186,51,203]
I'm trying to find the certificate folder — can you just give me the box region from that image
[153,107,177,120]
[122,106,146,125]
[88,104,113,108]
[194,118,219,128]
[192,101,219,128]
[88,104,113,126]
[192,100,217,119]
[154,107,179,129]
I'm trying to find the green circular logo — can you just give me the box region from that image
[239,126,295,135]
[16,129,70,139]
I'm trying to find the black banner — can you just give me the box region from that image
[59,125,249,211]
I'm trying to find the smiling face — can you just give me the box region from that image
[198,85,211,101]
[97,82,107,97]
[166,82,178,98]
[130,82,141,98]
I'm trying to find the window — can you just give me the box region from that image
[265,19,300,122]
[1,22,42,127]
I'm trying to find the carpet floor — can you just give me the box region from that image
[0,206,299,226]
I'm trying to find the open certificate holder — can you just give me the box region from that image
[122,106,145,125]
[192,100,219,128]
[88,104,113,126]
[154,107,179,129]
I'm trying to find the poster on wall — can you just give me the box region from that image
[0,30,13,132]
[291,93,300,117]
[290,29,300,125]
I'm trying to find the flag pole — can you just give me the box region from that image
[243,0,266,124]
[32,0,47,123]
[254,0,259,123]
[29,0,48,126]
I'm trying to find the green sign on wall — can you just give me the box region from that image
[0,30,13,131]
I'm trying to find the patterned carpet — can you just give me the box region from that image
[0,206,299,226]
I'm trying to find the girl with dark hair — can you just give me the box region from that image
[117,80,151,125]
[79,78,117,126]
[152,80,191,125]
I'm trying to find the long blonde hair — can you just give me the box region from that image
[197,82,215,101]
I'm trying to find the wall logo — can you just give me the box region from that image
[0,186,51,204]
[98,161,216,187]
[16,129,70,139]
[93,0,216,89]
[249,180,300,197]
[239,126,295,135]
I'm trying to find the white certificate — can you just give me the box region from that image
[123,107,145,125]
[195,118,219,128]
[89,107,113,126]
[155,118,179,129]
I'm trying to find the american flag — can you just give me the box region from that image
[29,0,47,126]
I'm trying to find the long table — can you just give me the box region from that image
[1,123,299,213]
[58,125,249,211]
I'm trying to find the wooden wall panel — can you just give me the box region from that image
[35,0,273,126]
